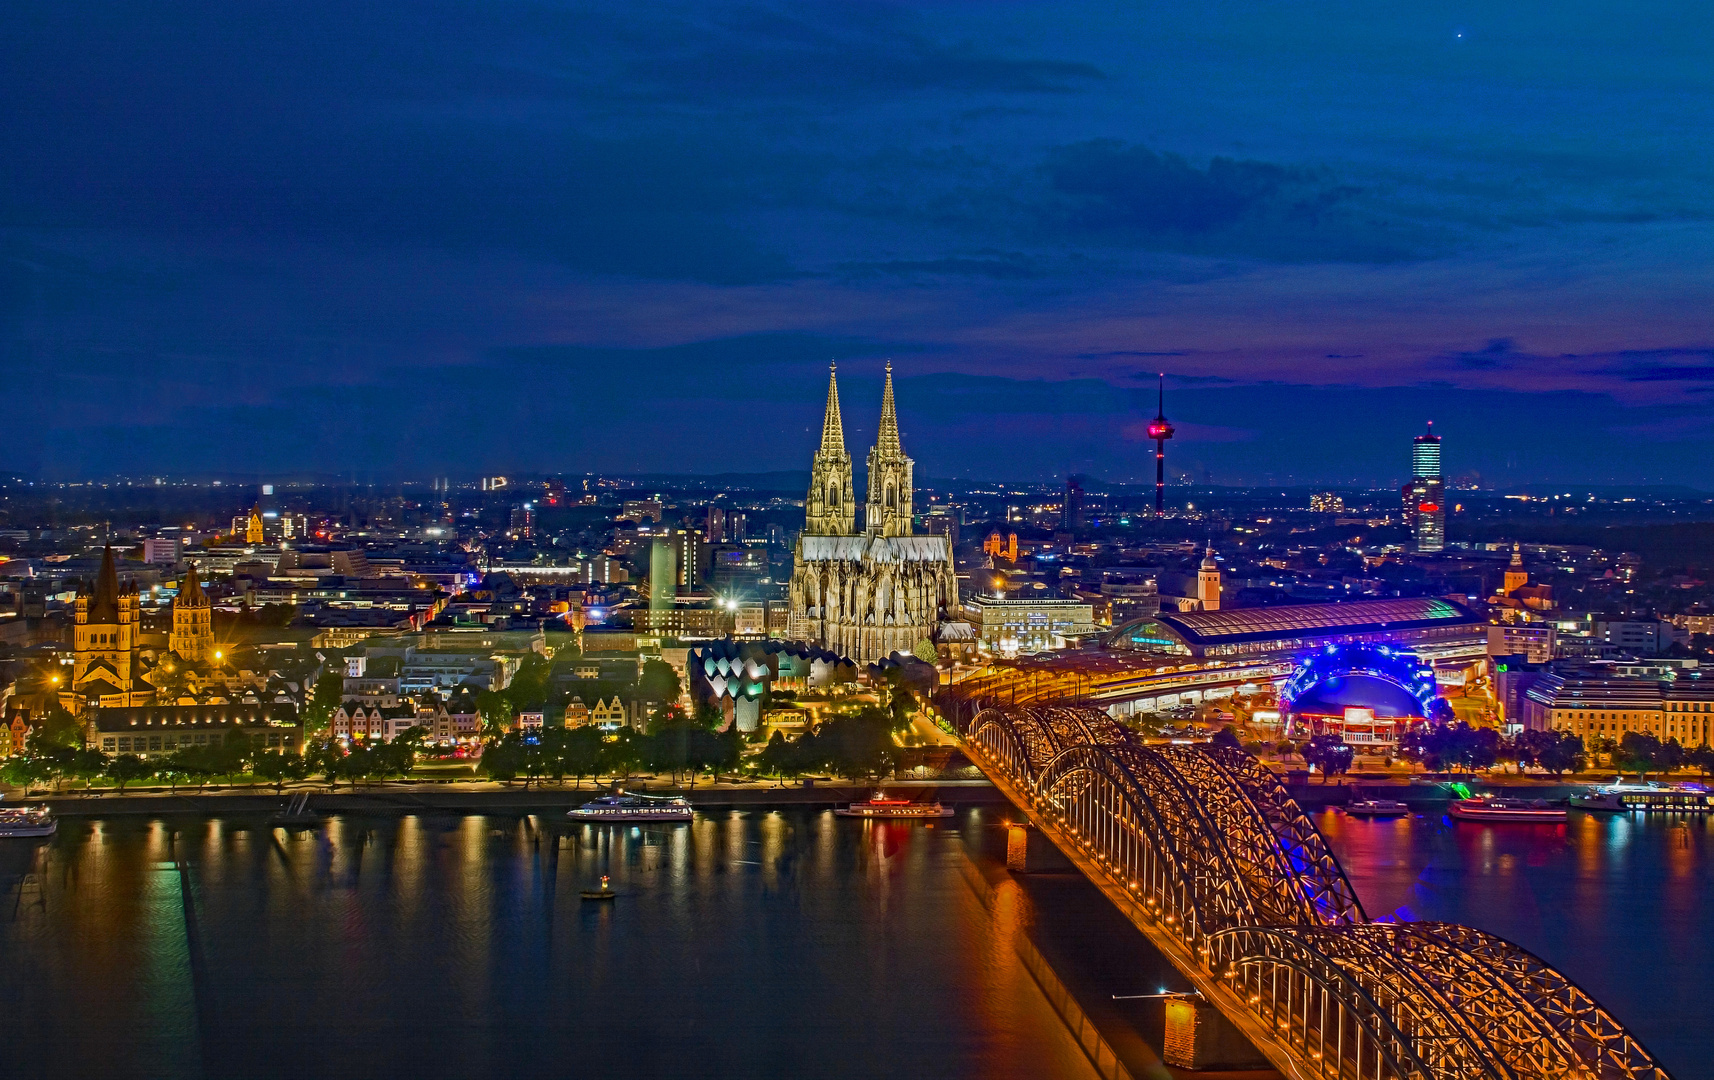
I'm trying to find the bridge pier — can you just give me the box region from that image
[1005,820,1071,874]
[1006,822,1029,872]
[1163,997,1270,1070]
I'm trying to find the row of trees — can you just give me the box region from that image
[477,722,744,788]
[754,712,902,782]
[1,727,440,795]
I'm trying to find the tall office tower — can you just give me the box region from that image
[1404,422,1445,553]
[1062,475,1086,532]
[1145,375,1174,515]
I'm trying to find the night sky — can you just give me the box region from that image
[5,1,1712,486]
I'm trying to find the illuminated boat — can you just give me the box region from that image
[568,792,693,822]
[1449,797,1567,823]
[835,792,954,818]
[1342,799,1410,817]
[0,804,56,838]
[1570,783,1714,814]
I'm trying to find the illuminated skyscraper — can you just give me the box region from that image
[1404,422,1445,553]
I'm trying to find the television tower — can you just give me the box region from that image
[1145,374,1175,514]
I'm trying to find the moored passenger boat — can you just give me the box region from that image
[1342,799,1410,818]
[0,803,56,838]
[1449,797,1567,823]
[835,792,953,818]
[1570,783,1714,814]
[568,792,693,822]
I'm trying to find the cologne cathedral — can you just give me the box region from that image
[788,363,956,663]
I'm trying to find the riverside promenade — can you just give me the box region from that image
[17,777,1010,817]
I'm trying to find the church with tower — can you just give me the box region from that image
[63,545,219,711]
[789,364,957,663]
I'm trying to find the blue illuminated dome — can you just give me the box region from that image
[1281,641,1449,722]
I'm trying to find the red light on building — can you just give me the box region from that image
[1147,419,1174,440]
[1418,502,1439,513]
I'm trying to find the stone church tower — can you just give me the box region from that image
[67,543,146,708]
[170,562,214,662]
[789,364,956,663]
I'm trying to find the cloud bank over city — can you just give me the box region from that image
[4,0,1712,484]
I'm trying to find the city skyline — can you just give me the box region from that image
[5,1,1712,484]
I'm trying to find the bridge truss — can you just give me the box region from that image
[956,703,1670,1080]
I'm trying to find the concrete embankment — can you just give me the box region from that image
[24,780,1007,817]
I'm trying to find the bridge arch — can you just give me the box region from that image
[954,703,1672,1080]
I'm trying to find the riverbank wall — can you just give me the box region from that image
[22,781,1010,818]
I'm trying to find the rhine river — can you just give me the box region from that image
[1,805,1709,1079]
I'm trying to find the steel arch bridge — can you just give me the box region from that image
[956,703,1670,1080]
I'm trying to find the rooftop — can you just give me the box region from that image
[1152,597,1477,646]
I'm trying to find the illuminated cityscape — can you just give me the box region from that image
[5,3,1713,1080]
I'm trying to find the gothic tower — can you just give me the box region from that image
[804,364,855,536]
[69,543,143,707]
[865,362,914,537]
[170,561,214,662]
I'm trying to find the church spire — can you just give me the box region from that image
[865,361,915,537]
[181,561,206,602]
[819,362,846,455]
[89,543,121,623]
[875,361,901,454]
[804,362,856,536]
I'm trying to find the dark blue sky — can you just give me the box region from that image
[4,1,1712,485]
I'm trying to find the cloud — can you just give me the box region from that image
[1031,140,1415,262]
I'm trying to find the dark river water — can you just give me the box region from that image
[1,806,1709,1080]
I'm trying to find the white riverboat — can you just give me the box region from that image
[1570,783,1714,814]
[1342,799,1411,818]
[0,803,57,838]
[568,792,693,823]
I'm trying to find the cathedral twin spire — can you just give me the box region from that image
[804,364,856,536]
[805,362,914,538]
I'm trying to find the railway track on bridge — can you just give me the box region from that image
[948,702,1671,1080]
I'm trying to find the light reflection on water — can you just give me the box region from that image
[0,812,1099,1080]
[1319,808,1714,1079]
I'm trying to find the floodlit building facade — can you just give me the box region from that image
[789,364,956,662]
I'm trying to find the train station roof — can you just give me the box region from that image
[1152,597,1477,647]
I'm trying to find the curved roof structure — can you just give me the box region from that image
[1152,597,1476,646]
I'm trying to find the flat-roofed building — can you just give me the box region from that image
[1524,663,1714,746]
[962,594,1097,656]
[91,704,302,758]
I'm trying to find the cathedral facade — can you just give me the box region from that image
[789,364,956,663]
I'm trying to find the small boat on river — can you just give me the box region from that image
[1449,797,1567,823]
[0,803,56,838]
[581,875,618,901]
[1342,799,1410,818]
[835,792,953,819]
